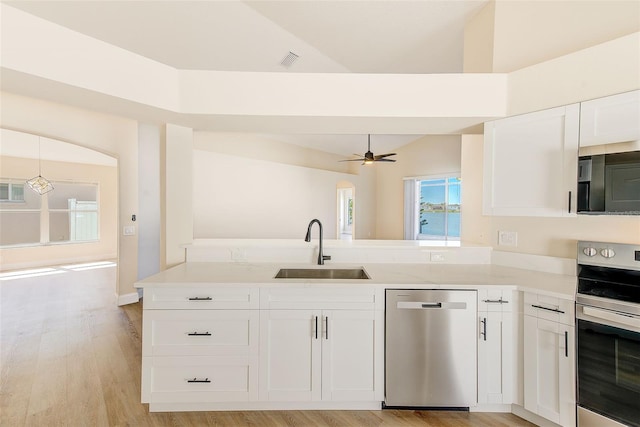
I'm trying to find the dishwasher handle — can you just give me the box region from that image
[397,301,467,310]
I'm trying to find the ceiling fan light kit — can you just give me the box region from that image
[340,134,397,165]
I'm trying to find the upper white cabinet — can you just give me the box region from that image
[483,104,580,217]
[579,90,640,147]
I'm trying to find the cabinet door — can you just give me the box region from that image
[477,311,513,405]
[259,310,321,401]
[579,90,640,147]
[321,310,382,402]
[524,315,576,427]
[483,104,579,216]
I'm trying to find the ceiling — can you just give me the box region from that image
[3,0,490,156]
[6,0,488,74]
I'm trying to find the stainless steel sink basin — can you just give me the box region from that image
[274,268,370,280]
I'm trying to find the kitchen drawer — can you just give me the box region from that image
[142,355,257,403]
[143,286,259,310]
[260,287,381,310]
[524,292,574,326]
[142,310,259,356]
[478,289,513,312]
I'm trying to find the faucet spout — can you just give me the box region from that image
[305,219,331,265]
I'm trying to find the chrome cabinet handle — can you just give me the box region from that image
[564,331,568,358]
[187,332,211,336]
[187,378,211,383]
[531,304,564,314]
[188,297,212,301]
[480,317,487,341]
[421,303,442,308]
[568,191,572,214]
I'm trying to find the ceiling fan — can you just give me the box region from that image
[340,134,397,165]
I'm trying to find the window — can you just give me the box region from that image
[404,176,461,241]
[0,180,99,247]
[0,182,25,202]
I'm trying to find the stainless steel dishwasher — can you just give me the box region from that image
[385,289,477,408]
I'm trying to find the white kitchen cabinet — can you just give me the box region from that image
[483,104,580,216]
[259,287,383,404]
[477,290,515,407]
[579,90,640,147]
[523,292,576,427]
[259,308,382,403]
[141,286,260,409]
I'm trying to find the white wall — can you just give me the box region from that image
[165,124,193,267]
[191,136,376,240]
[0,92,139,302]
[137,123,161,280]
[375,135,462,239]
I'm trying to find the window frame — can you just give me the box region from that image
[0,179,100,248]
[404,174,461,241]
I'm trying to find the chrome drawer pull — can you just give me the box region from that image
[531,304,564,314]
[480,317,487,341]
[483,299,508,304]
[187,332,212,336]
[188,297,212,301]
[187,378,210,383]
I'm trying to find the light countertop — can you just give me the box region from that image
[135,261,577,300]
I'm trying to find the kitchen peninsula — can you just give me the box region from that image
[136,239,577,426]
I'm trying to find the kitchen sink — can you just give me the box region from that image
[274,267,370,280]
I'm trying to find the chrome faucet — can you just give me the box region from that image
[305,219,331,265]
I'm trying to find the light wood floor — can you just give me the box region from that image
[0,264,535,426]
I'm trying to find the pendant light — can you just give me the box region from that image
[26,137,54,195]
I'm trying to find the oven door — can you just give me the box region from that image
[576,303,640,427]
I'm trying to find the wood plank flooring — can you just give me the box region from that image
[0,263,535,426]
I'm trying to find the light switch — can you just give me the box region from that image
[123,225,136,236]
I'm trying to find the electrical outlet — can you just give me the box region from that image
[498,231,517,247]
[123,225,136,236]
[430,252,445,262]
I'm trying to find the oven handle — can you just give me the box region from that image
[578,305,640,332]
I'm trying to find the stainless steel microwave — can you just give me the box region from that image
[577,149,640,215]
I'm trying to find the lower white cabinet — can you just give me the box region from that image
[523,293,576,427]
[259,309,383,402]
[477,290,515,407]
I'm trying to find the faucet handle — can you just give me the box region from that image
[322,255,332,261]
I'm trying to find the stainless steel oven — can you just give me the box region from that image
[576,241,640,427]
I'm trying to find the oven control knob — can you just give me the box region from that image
[600,248,616,258]
[583,247,597,257]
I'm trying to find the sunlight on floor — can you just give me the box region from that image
[0,261,117,281]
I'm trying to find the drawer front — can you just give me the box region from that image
[143,310,259,356]
[478,289,513,312]
[261,287,380,310]
[143,287,259,310]
[143,355,257,403]
[524,292,574,326]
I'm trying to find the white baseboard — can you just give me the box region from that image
[470,403,512,412]
[511,404,562,427]
[117,292,139,306]
[492,251,576,275]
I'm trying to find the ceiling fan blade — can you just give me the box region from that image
[374,158,396,162]
[374,153,396,160]
[339,158,366,162]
